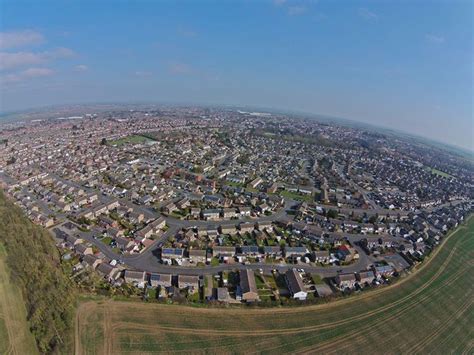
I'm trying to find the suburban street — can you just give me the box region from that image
[63,202,378,277]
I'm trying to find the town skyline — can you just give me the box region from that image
[1,101,473,156]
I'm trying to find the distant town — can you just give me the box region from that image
[0,105,472,305]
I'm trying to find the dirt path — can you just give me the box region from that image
[103,302,114,354]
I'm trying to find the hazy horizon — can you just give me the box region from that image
[1,100,472,156]
[1,0,472,150]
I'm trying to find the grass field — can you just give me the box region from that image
[108,135,154,146]
[76,217,474,354]
[0,243,39,355]
[280,190,313,202]
[424,166,454,179]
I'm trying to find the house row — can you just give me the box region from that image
[335,270,376,289]
[124,271,200,292]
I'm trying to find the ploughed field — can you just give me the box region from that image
[76,217,474,354]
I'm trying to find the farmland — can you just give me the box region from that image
[76,216,474,354]
[0,243,39,355]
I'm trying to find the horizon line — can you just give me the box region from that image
[1,100,473,156]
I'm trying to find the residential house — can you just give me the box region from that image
[248,177,263,189]
[315,284,333,297]
[162,202,177,214]
[178,275,200,292]
[115,236,134,252]
[239,222,255,234]
[176,197,190,209]
[217,287,231,303]
[107,227,124,239]
[82,254,102,269]
[162,248,185,259]
[372,264,394,278]
[149,273,172,288]
[238,207,252,216]
[75,243,93,255]
[285,269,307,300]
[257,203,270,213]
[382,253,411,272]
[336,272,357,289]
[357,270,375,285]
[222,208,237,218]
[239,245,262,258]
[257,221,272,231]
[128,211,145,223]
[314,250,330,264]
[202,209,221,220]
[65,234,83,247]
[213,246,236,261]
[239,269,259,302]
[336,245,356,262]
[136,224,154,239]
[285,246,308,258]
[190,208,201,218]
[189,249,207,264]
[219,223,237,235]
[263,246,282,258]
[124,270,146,286]
[96,263,120,281]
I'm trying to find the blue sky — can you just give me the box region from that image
[0,0,472,150]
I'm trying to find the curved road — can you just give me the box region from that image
[73,220,372,277]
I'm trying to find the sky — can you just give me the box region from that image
[0,0,472,150]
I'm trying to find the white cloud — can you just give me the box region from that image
[273,0,287,6]
[425,34,445,44]
[288,6,306,16]
[21,67,54,77]
[358,8,378,20]
[74,64,88,72]
[0,30,45,49]
[0,51,44,70]
[0,47,74,71]
[2,67,54,83]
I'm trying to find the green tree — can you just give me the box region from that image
[326,209,338,219]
